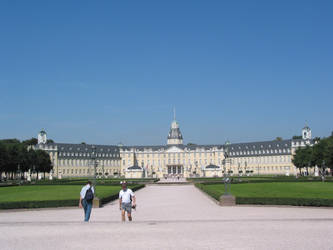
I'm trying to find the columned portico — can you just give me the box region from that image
[167,165,184,176]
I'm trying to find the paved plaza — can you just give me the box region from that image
[1,185,333,250]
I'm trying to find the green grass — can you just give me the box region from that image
[196,182,333,206]
[200,182,333,199]
[0,185,138,203]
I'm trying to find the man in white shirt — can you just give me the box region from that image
[79,181,95,222]
[119,182,136,222]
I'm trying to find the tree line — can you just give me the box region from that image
[292,133,333,176]
[0,138,52,180]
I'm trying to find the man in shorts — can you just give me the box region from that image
[119,182,136,222]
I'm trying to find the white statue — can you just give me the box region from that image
[27,169,31,182]
[314,165,319,176]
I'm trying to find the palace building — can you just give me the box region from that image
[34,118,314,179]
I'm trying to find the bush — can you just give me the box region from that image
[99,184,145,206]
[0,199,78,209]
[236,197,333,207]
[18,178,159,186]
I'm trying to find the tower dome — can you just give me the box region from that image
[38,129,47,144]
[167,109,183,145]
[302,124,312,140]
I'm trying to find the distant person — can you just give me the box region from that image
[79,181,94,222]
[119,181,136,222]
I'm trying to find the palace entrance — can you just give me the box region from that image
[167,165,184,177]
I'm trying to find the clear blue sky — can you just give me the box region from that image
[1,0,332,145]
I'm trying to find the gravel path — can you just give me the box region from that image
[1,184,333,250]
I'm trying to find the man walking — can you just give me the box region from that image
[119,181,136,222]
[79,181,95,222]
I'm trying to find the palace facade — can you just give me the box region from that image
[34,119,314,178]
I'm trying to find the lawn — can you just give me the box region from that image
[0,185,139,203]
[197,182,333,206]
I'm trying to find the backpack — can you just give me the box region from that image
[85,187,94,202]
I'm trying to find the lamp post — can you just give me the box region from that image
[90,145,100,207]
[16,165,21,185]
[219,141,236,206]
[91,145,98,187]
[223,143,230,195]
[257,163,260,176]
[102,162,105,179]
[32,165,36,181]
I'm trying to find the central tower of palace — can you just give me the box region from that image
[167,109,183,145]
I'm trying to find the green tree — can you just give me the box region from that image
[47,139,54,144]
[0,139,20,144]
[0,143,8,179]
[292,135,302,140]
[22,138,38,146]
[292,146,312,175]
[324,136,333,174]
[311,138,328,174]
[35,150,52,179]
[6,143,21,179]
[275,137,282,141]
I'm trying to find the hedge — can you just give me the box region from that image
[99,184,145,206]
[236,197,333,207]
[0,184,145,209]
[0,199,78,209]
[0,178,159,187]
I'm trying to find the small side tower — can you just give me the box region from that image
[302,125,312,140]
[38,129,47,144]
